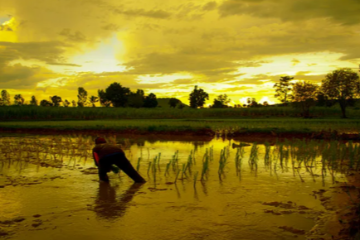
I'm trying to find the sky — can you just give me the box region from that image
[0,0,360,106]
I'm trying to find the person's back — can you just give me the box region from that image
[92,137,146,183]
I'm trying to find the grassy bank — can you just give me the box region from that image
[1,119,360,134]
[1,105,360,121]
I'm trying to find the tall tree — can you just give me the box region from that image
[98,89,111,107]
[90,96,99,107]
[128,90,145,108]
[1,90,11,106]
[169,98,181,108]
[63,99,70,107]
[30,96,38,106]
[50,95,62,107]
[78,87,88,107]
[274,76,294,105]
[14,94,24,106]
[105,82,131,107]
[292,81,319,118]
[189,85,209,108]
[40,100,53,107]
[321,68,360,118]
[143,93,158,108]
[212,94,231,108]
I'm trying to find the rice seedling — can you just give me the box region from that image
[248,143,259,172]
[193,171,199,188]
[136,157,142,171]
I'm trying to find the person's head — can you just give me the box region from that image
[95,137,107,145]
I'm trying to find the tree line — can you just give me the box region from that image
[0,68,359,118]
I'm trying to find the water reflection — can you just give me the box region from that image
[94,182,145,220]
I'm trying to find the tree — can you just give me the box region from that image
[321,68,360,118]
[71,100,77,107]
[105,82,131,107]
[291,81,319,118]
[1,90,11,106]
[98,89,111,107]
[128,90,145,108]
[90,96,99,107]
[63,99,70,107]
[14,94,24,106]
[211,94,231,108]
[77,87,88,107]
[40,100,53,107]
[143,93,158,108]
[168,98,181,108]
[263,101,269,107]
[50,95,62,107]
[189,85,209,108]
[274,76,294,105]
[316,92,335,107]
[30,96,38,106]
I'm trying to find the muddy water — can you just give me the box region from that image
[0,135,348,240]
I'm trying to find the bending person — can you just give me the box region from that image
[92,137,146,183]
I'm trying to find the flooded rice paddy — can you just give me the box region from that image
[0,134,357,240]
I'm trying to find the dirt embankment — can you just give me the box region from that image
[307,172,360,240]
[1,128,359,142]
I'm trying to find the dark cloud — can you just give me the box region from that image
[0,41,74,66]
[202,2,217,11]
[113,8,171,19]
[0,64,62,89]
[59,29,87,42]
[219,0,360,25]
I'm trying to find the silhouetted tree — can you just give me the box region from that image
[50,95,62,107]
[90,96,99,107]
[212,94,231,108]
[98,89,111,107]
[40,100,53,107]
[105,82,131,107]
[143,93,158,108]
[316,92,335,107]
[291,81,319,118]
[274,76,294,105]
[189,85,209,108]
[63,99,70,107]
[1,90,10,106]
[321,68,360,118]
[128,90,145,108]
[30,96,38,106]
[14,94,24,106]
[169,98,181,108]
[78,87,88,107]
[71,100,77,107]
[263,101,269,106]
[178,103,186,109]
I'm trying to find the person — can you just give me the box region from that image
[92,137,146,183]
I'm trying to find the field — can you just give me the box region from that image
[0,134,359,239]
[1,106,360,239]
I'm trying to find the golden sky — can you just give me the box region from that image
[1,0,360,105]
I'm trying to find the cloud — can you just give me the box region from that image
[218,0,360,25]
[0,63,63,89]
[113,8,171,19]
[291,58,300,66]
[0,41,73,65]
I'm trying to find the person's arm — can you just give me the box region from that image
[93,150,100,167]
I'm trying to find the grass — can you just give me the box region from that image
[2,105,360,121]
[1,118,360,135]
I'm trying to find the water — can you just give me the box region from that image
[0,135,350,240]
